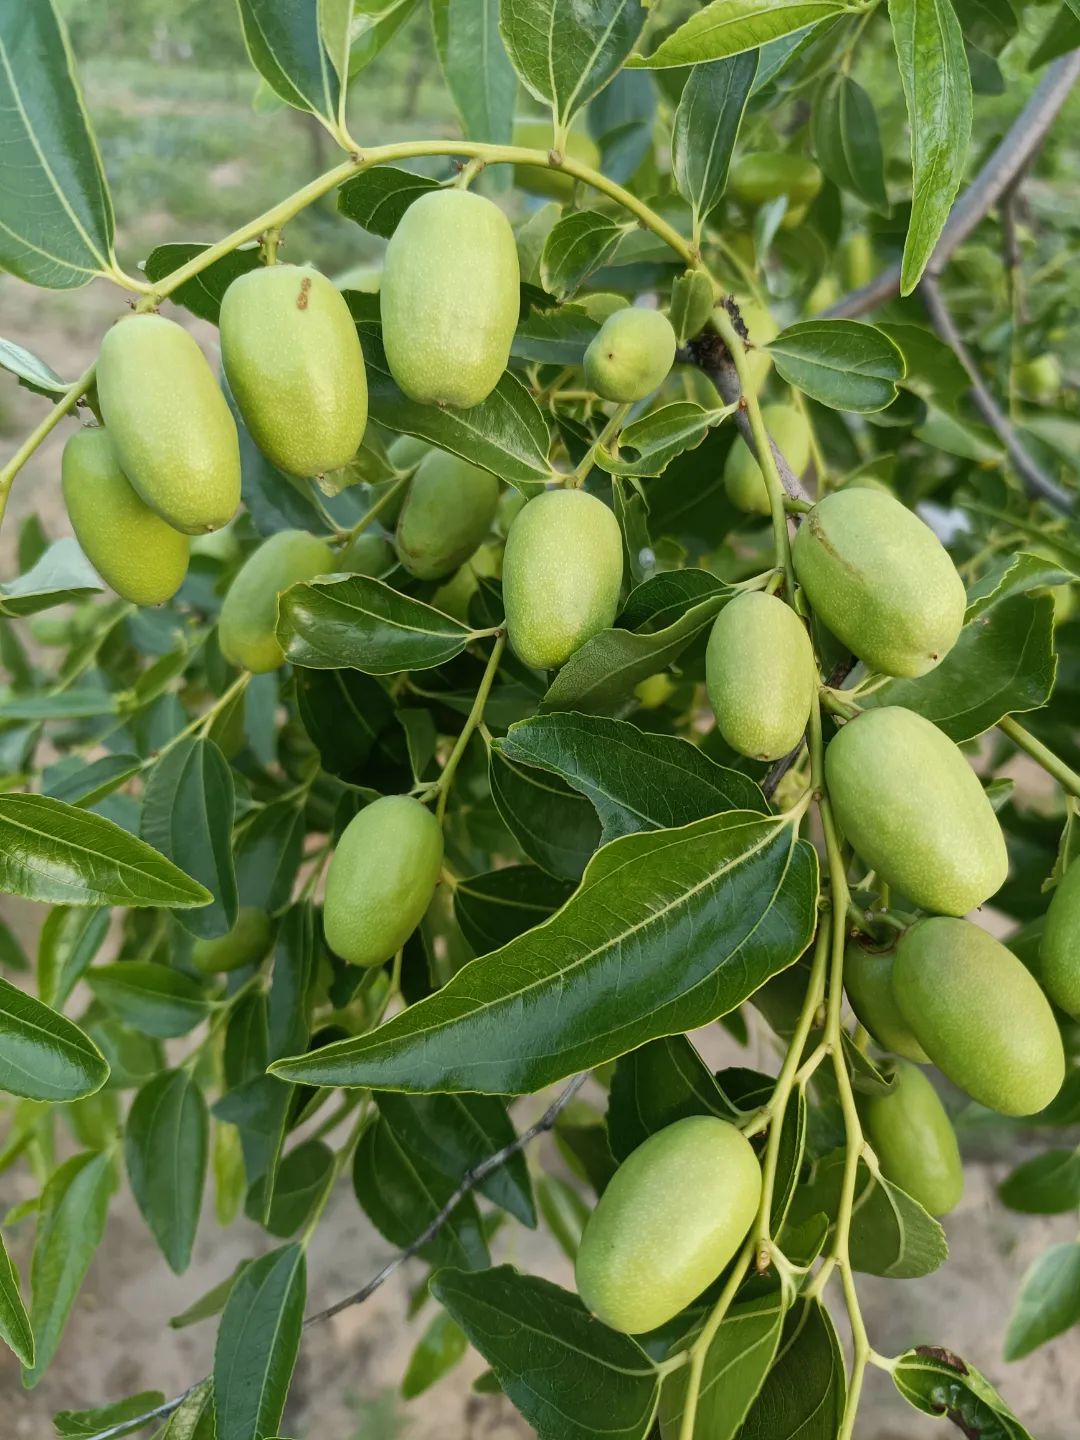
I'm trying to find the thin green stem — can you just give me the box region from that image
[335,472,411,542]
[0,362,96,513]
[999,715,1080,797]
[431,632,506,823]
[571,404,631,487]
[142,671,251,768]
[677,1241,754,1440]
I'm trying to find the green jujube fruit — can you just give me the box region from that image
[512,121,601,198]
[191,908,273,973]
[844,937,929,1062]
[1015,353,1061,403]
[731,294,778,394]
[61,427,189,606]
[723,403,812,515]
[584,308,677,403]
[380,189,519,408]
[338,531,395,577]
[575,1116,762,1334]
[826,708,1008,916]
[395,450,499,580]
[792,488,966,677]
[219,264,368,478]
[894,917,1065,1116]
[1040,862,1080,1018]
[705,592,816,760]
[96,313,240,534]
[323,795,444,967]
[219,529,334,673]
[729,153,823,208]
[864,1061,963,1216]
[502,489,624,670]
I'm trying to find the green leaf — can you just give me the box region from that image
[352,1115,490,1268]
[499,0,647,131]
[245,1139,333,1238]
[235,0,340,121]
[0,793,211,908]
[893,1347,1035,1437]
[0,974,108,1102]
[234,801,306,915]
[737,1299,845,1440]
[124,1070,208,1273]
[295,667,398,781]
[401,1308,468,1398]
[0,1228,33,1367]
[812,73,888,211]
[431,1266,659,1440]
[511,305,601,366]
[142,242,264,323]
[536,1174,590,1258]
[766,320,905,413]
[141,738,237,941]
[337,166,441,237]
[890,0,973,294]
[540,211,628,301]
[87,963,211,1040]
[0,1,115,288]
[38,906,109,1010]
[497,713,764,843]
[998,1149,1080,1215]
[43,754,142,810]
[659,1292,786,1440]
[268,903,317,1063]
[278,574,473,673]
[213,1074,291,1189]
[454,866,575,954]
[608,1035,736,1160]
[161,1379,215,1440]
[596,403,731,478]
[0,915,29,974]
[214,1242,306,1440]
[0,539,103,617]
[53,1391,166,1439]
[24,1150,114,1386]
[1004,1242,1080,1360]
[170,1263,251,1330]
[0,689,119,722]
[489,746,602,880]
[432,0,516,144]
[672,54,758,226]
[334,0,420,75]
[629,0,849,68]
[271,811,818,1095]
[0,336,68,398]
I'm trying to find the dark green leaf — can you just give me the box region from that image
[271,811,818,1095]
[998,1149,1080,1215]
[234,802,306,915]
[893,1347,1035,1438]
[0,914,29,973]
[236,0,340,119]
[608,1035,736,1160]
[489,746,602,880]
[812,74,888,211]
[766,320,905,413]
[0,1229,33,1367]
[630,1,848,68]
[1004,1243,1080,1360]
[53,1391,166,1439]
[267,903,316,1062]
[0,539,103,617]
[511,305,601,366]
[0,336,67,397]
[169,1263,251,1330]
[295,667,397,781]
[672,54,758,225]
[337,167,441,238]
[124,1070,208,1273]
[213,1243,306,1440]
[402,1308,468,1398]
[37,906,109,1010]
[224,992,270,1089]
[213,1074,291,1189]
[142,242,263,323]
[659,1292,786,1440]
[541,211,628,301]
[0,974,108,1102]
[245,1139,333,1238]
[454,866,575,954]
[595,403,730,478]
[432,1266,659,1440]
[43,754,142,810]
[432,0,516,145]
[737,1299,845,1440]
[86,963,211,1040]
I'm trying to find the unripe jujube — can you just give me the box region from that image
[575,1116,762,1334]
[380,189,519,408]
[792,488,966,678]
[894,918,1065,1116]
[338,531,395,577]
[723,403,811,516]
[219,264,368,477]
[844,936,928,1063]
[394,450,499,580]
[512,121,601,199]
[219,529,334,673]
[61,427,189,606]
[1040,862,1080,1018]
[191,908,273,973]
[705,592,816,760]
[502,489,624,670]
[729,153,823,208]
[825,708,1008,916]
[731,294,778,394]
[323,795,444,967]
[584,307,677,403]
[96,314,240,534]
[864,1061,964,1216]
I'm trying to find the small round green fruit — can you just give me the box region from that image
[705,592,816,760]
[191,908,273,973]
[394,450,499,580]
[729,153,823,208]
[1040,862,1080,1018]
[1015,353,1061,404]
[338,531,395,577]
[723,403,812,516]
[844,936,929,1062]
[864,1061,964,1216]
[584,307,677,403]
[219,529,334,673]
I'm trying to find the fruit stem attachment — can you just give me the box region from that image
[261,227,282,264]
[569,404,632,487]
[335,472,411,542]
[431,631,506,823]
[0,361,96,526]
[998,715,1080,798]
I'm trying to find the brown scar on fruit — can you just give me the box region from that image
[296,276,312,310]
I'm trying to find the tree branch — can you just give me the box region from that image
[920,275,1072,513]
[827,52,1080,320]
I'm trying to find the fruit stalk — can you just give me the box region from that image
[0,361,96,524]
[569,403,631,487]
[676,1238,755,1440]
[999,715,1080,798]
[429,631,506,823]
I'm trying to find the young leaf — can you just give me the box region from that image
[0,539,103,617]
[24,1150,114,1386]
[454,866,575,954]
[278,574,474,673]
[0,975,108,1102]
[401,1308,468,1398]
[53,1391,166,1439]
[431,1266,660,1440]
[432,0,516,145]
[271,811,818,1095]
[0,1,115,288]
[541,211,628,301]
[672,54,758,228]
[124,1070,209,1273]
[766,320,905,413]
[235,0,340,122]
[890,0,973,293]
[0,1229,33,1367]
[86,963,211,1040]
[893,1346,1035,1438]
[607,1035,737,1160]
[812,73,888,212]
[737,1299,845,1439]
[998,1149,1080,1214]
[629,0,849,68]
[0,794,211,908]
[337,167,441,237]
[213,1243,306,1440]
[658,1291,786,1440]
[142,242,264,323]
[489,746,603,880]
[496,712,764,842]
[141,738,238,940]
[595,403,730,478]
[0,336,67,398]
[1004,1242,1080,1360]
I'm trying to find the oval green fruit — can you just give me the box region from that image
[512,120,601,199]
[1015,353,1061,403]
[792,488,966,677]
[723,403,811,515]
[503,489,624,669]
[338,531,395,577]
[575,1116,761,1334]
[323,795,444,967]
[191,908,273,973]
[61,427,189,606]
[705,592,816,761]
[219,264,368,478]
[395,450,499,580]
[388,434,430,473]
[219,529,334,673]
[841,233,874,291]
[826,707,1008,916]
[894,917,1065,1116]
[584,307,677,403]
[844,936,928,1062]
[1040,862,1080,1018]
[96,313,240,534]
[864,1061,963,1216]
[730,153,823,208]
[381,189,519,408]
[495,486,527,537]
